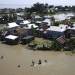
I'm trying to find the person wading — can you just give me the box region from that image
[32,60,35,66]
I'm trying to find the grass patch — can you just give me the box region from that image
[35,37,52,44]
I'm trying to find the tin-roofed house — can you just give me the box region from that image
[36,25,48,38]
[5,35,19,45]
[45,24,68,39]
[19,20,31,28]
[4,22,19,32]
[42,19,52,27]
[32,15,42,22]
[22,36,35,44]
[17,28,29,40]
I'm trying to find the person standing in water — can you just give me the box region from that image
[32,60,35,66]
[1,56,3,59]
[38,59,42,64]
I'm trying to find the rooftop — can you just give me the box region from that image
[24,24,38,29]
[34,15,41,18]
[68,23,75,30]
[22,36,34,39]
[47,24,68,32]
[5,35,18,40]
[4,22,19,28]
[42,19,51,26]
[20,20,31,25]
[17,28,28,34]
[56,36,67,44]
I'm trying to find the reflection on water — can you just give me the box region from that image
[0,43,75,75]
[53,12,74,21]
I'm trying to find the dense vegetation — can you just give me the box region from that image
[28,37,75,53]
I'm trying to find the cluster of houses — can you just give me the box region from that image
[0,14,75,45]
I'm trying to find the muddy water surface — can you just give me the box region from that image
[0,43,75,75]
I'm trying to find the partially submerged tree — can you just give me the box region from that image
[67,37,75,49]
[51,41,63,51]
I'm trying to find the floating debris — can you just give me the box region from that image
[18,65,20,67]
[1,56,3,59]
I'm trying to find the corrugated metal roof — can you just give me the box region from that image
[5,35,18,40]
[4,22,19,28]
[47,24,68,32]
[56,36,67,44]
[17,28,28,34]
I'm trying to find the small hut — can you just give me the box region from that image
[5,35,19,45]
[22,36,34,44]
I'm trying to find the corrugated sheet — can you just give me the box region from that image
[56,36,67,44]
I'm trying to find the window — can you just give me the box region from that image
[47,34,49,37]
[50,34,52,37]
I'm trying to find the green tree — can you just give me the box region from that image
[24,12,31,19]
[13,14,17,22]
[16,31,20,36]
[67,37,75,47]
[3,15,9,22]
[31,25,35,36]
[9,15,13,22]
[51,41,63,51]
[65,37,75,51]
[54,21,60,26]
[33,2,45,13]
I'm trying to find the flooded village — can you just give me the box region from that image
[0,3,75,75]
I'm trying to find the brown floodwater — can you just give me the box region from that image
[0,43,75,75]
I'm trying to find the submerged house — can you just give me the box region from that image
[4,22,19,32]
[17,28,29,40]
[36,28,44,37]
[22,36,35,44]
[45,24,68,39]
[5,35,19,45]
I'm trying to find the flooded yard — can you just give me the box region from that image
[0,43,75,75]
